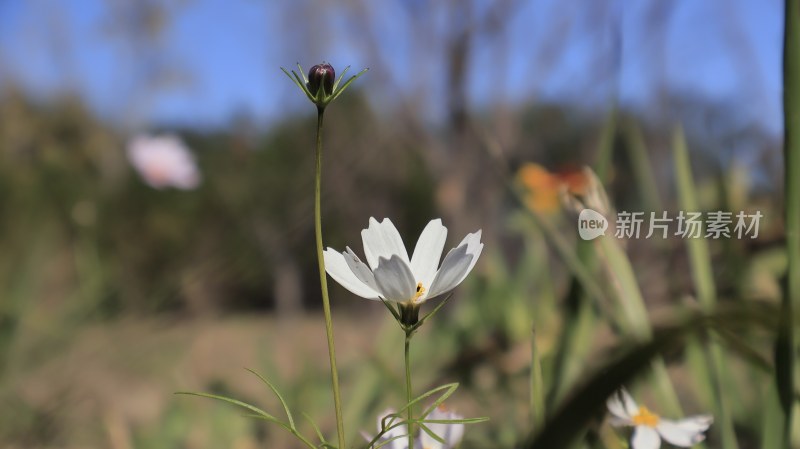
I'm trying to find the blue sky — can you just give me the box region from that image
[0,0,785,137]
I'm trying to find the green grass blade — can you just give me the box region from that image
[547,238,598,408]
[672,127,716,309]
[622,120,663,212]
[596,238,651,340]
[672,126,739,449]
[519,204,613,314]
[530,328,545,434]
[780,0,800,446]
[596,236,683,417]
[547,287,596,407]
[761,384,785,449]
[594,107,617,183]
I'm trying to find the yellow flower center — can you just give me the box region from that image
[632,406,660,427]
[412,282,426,303]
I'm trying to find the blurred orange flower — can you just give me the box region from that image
[517,163,589,213]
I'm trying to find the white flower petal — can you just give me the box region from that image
[607,388,637,421]
[457,230,483,285]
[410,219,448,287]
[621,388,640,417]
[324,249,381,299]
[631,426,661,449]
[425,244,473,300]
[361,218,410,269]
[607,396,632,422]
[373,255,417,301]
[420,407,465,449]
[657,416,713,447]
[670,415,714,432]
[344,247,379,292]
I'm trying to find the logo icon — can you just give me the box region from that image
[578,208,608,240]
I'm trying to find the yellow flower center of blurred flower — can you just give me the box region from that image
[632,406,660,427]
[412,282,426,303]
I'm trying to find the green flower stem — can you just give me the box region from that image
[405,330,415,449]
[314,107,345,449]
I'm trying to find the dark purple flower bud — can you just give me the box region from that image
[307,63,335,96]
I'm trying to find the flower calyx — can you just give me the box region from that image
[281,62,368,111]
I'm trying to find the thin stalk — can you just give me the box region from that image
[780,0,800,446]
[314,108,345,449]
[405,331,415,449]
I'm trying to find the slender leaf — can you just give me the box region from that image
[673,126,739,449]
[245,368,296,429]
[175,391,276,421]
[302,412,328,446]
[530,328,545,434]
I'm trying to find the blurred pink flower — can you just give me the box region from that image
[126,134,201,190]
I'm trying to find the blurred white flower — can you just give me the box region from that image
[607,388,713,449]
[366,406,466,449]
[366,409,408,449]
[419,406,465,449]
[127,134,201,190]
[324,218,483,304]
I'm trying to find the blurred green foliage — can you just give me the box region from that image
[0,84,795,449]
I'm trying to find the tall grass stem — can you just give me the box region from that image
[672,126,737,449]
[780,0,800,445]
[530,328,545,434]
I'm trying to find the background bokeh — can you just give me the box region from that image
[0,1,791,448]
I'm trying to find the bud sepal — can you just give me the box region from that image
[281,62,368,110]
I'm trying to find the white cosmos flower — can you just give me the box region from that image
[324,218,483,304]
[366,406,466,449]
[419,406,465,449]
[127,134,201,190]
[607,388,713,449]
[366,409,408,449]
